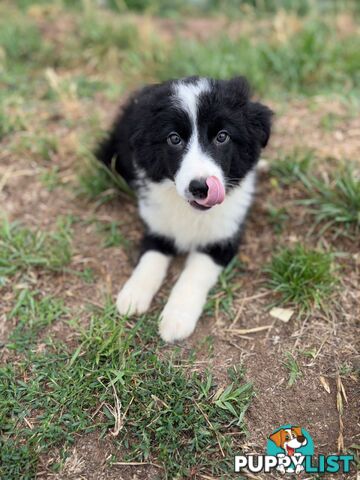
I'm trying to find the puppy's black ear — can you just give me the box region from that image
[226,76,251,105]
[247,101,273,148]
[226,76,273,147]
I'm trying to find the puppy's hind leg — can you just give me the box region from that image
[116,233,175,316]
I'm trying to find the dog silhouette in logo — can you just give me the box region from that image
[269,426,307,474]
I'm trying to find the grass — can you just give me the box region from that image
[77,152,135,203]
[0,105,26,140]
[266,204,289,234]
[96,221,129,248]
[0,14,43,65]
[1,302,253,478]
[8,289,67,351]
[271,157,360,236]
[9,133,59,162]
[0,217,72,283]
[79,15,139,56]
[265,244,336,311]
[284,352,302,386]
[0,8,55,78]
[205,257,243,318]
[154,20,360,96]
[40,166,61,191]
[12,0,360,16]
[2,2,359,101]
[320,112,343,131]
[300,167,360,235]
[269,149,313,185]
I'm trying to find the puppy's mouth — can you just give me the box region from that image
[189,200,212,211]
[188,176,225,211]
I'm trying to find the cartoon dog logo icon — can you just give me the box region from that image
[269,425,308,474]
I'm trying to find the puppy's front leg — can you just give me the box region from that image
[159,252,222,342]
[116,234,174,316]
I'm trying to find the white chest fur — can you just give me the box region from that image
[138,170,256,251]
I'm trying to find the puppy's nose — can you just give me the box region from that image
[189,179,208,199]
[297,435,306,444]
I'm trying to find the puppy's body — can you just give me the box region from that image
[97,76,272,341]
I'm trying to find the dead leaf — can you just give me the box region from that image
[337,431,344,453]
[339,377,348,404]
[319,375,331,394]
[269,307,294,323]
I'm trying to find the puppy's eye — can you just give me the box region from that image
[215,130,230,145]
[167,132,182,146]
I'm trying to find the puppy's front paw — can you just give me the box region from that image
[116,282,152,316]
[159,305,197,343]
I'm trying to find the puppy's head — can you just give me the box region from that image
[130,76,272,211]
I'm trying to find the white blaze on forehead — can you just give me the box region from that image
[172,78,225,198]
[173,78,211,124]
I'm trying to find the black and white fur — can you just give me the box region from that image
[96,76,272,342]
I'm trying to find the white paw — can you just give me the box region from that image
[116,282,152,316]
[159,305,197,343]
[295,464,304,474]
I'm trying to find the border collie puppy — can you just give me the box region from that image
[96,76,272,342]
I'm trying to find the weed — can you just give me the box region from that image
[8,290,66,351]
[0,9,54,70]
[338,362,354,377]
[0,217,72,282]
[65,14,141,70]
[300,167,360,235]
[40,166,61,191]
[284,352,302,386]
[11,133,59,162]
[77,152,134,203]
[319,112,343,131]
[267,204,289,234]
[265,244,336,311]
[77,267,96,284]
[72,76,108,98]
[155,36,267,92]
[0,15,41,65]
[270,149,313,185]
[301,348,317,359]
[96,221,129,248]
[0,441,36,480]
[0,106,25,140]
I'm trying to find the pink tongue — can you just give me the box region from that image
[196,176,225,207]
